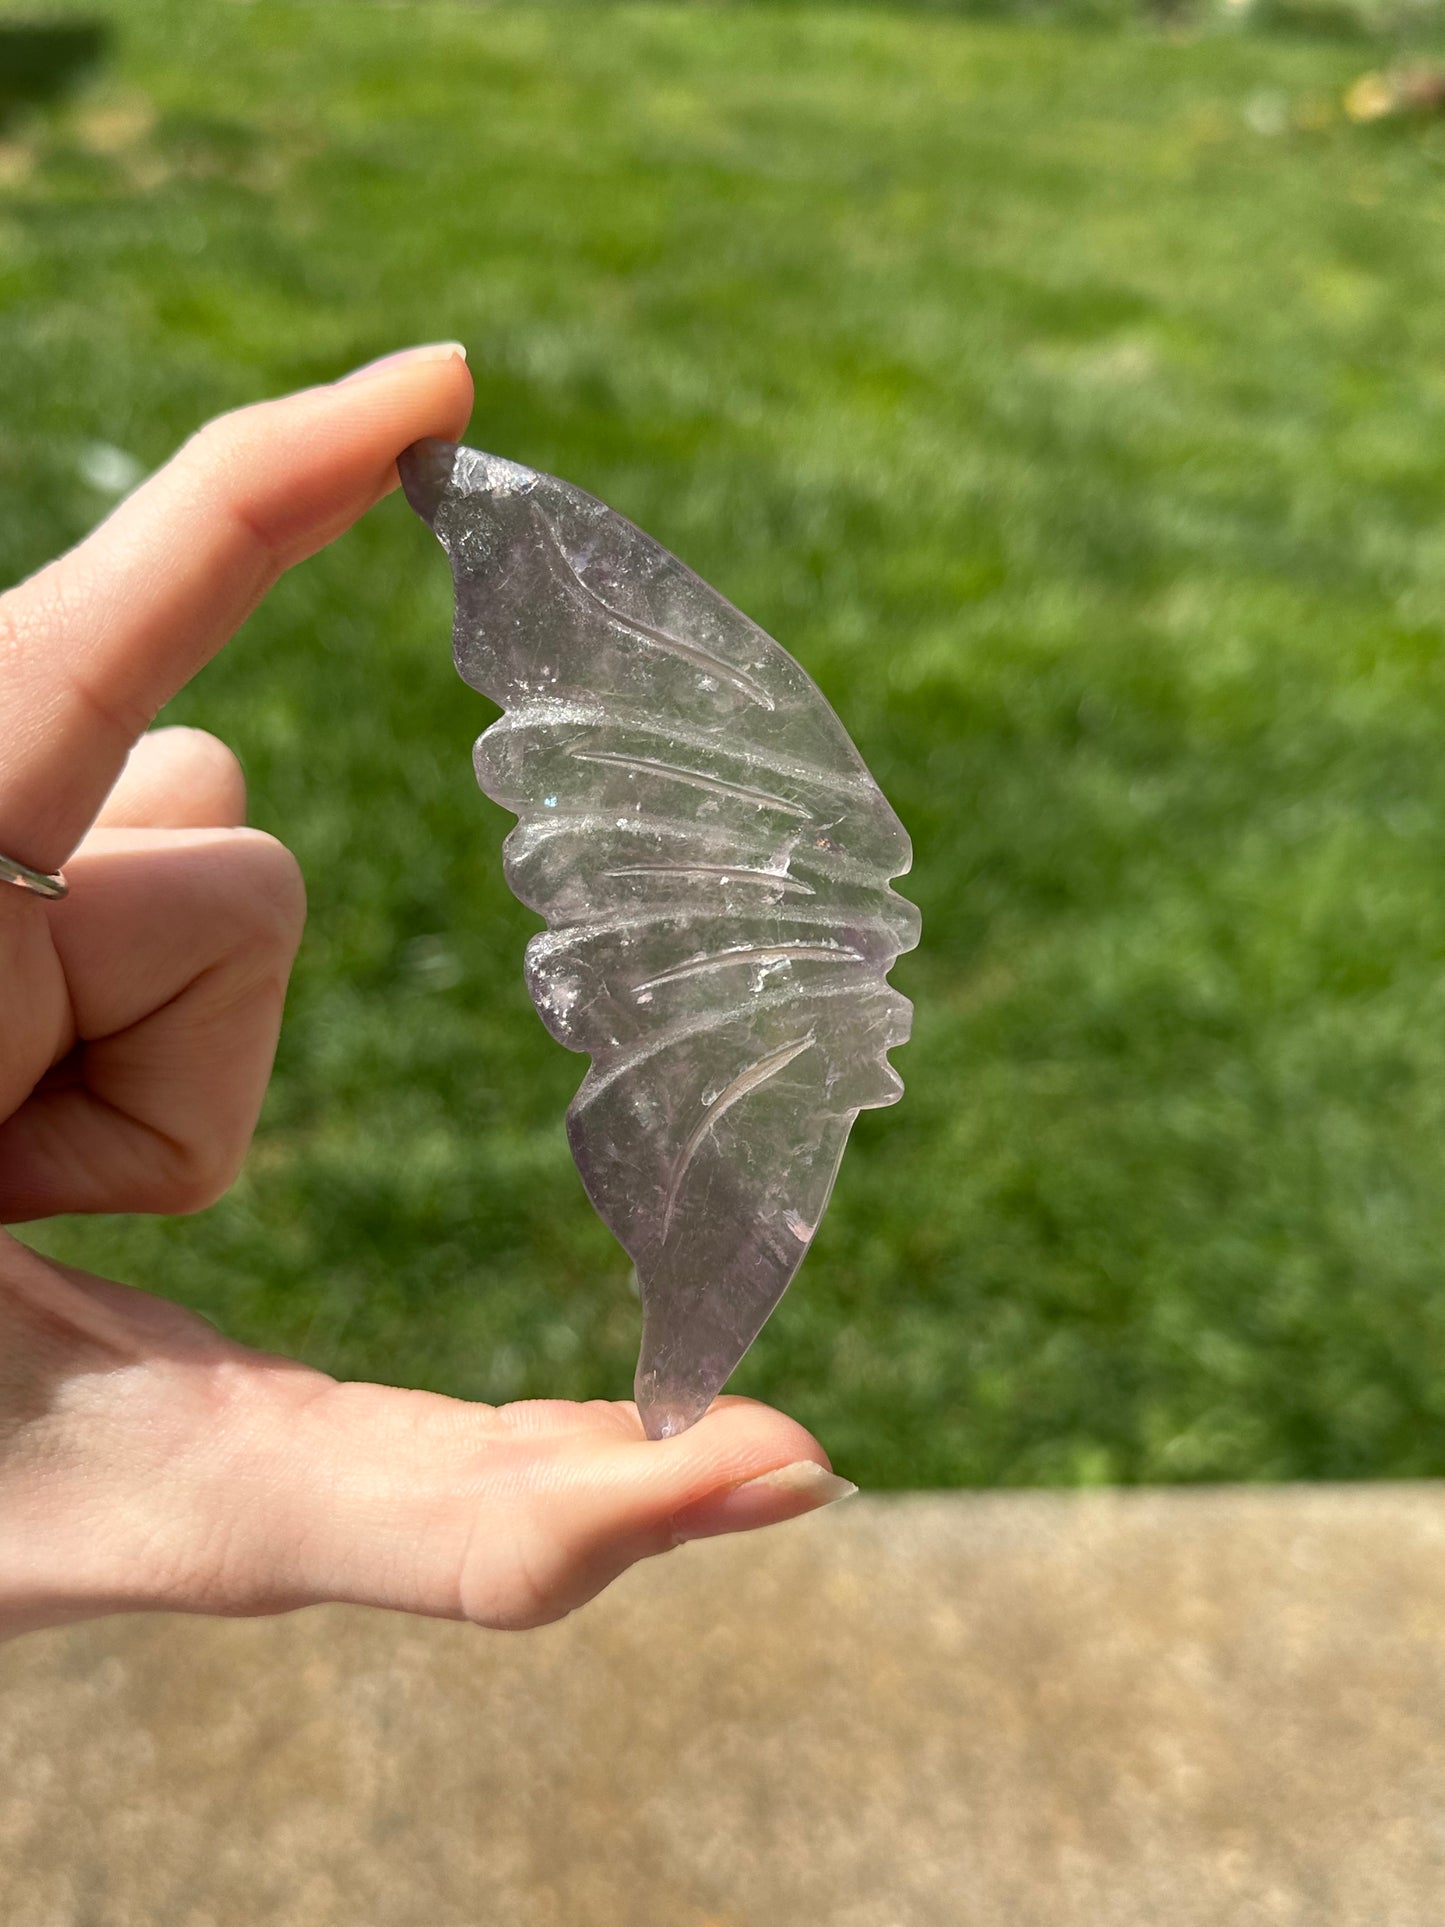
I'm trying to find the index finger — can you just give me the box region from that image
[0,344,473,875]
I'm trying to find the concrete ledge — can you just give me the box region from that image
[4,1486,1445,1924]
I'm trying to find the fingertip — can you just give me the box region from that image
[180,350,476,560]
[670,1460,858,1543]
[657,1394,832,1476]
[581,1399,845,1565]
[599,1393,830,1474]
[330,343,474,488]
[461,1399,840,1626]
[336,340,469,387]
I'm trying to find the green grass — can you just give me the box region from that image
[6,1,1445,1485]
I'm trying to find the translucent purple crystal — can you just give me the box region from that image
[400,440,919,1438]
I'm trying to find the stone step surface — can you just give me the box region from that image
[4,1485,1445,1926]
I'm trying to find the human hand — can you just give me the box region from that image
[0,349,852,1642]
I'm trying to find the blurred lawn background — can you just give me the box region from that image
[5,0,1445,1486]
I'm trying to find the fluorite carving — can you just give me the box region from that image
[400,440,919,1438]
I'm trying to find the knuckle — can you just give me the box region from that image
[457,1498,658,1633]
[0,564,67,671]
[175,409,284,565]
[3,571,150,748]
[178,409,244,474]
[220,829,307,958]
[479,1534,567,1632]
[456,1504,562,1631]
[0,590,25,672]
[147,1136,244,1216]
[170,1162,237,1216]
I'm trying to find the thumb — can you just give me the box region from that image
[0,1237,855,1640]
[455,1399,859,1628]
[207,1382,856,1631]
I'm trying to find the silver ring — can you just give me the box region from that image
[0,852,68,901]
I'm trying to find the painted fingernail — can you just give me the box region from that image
[338,342,468,385]
[671,1460,859,1543]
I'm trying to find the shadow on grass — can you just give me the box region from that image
[0,19,110,132]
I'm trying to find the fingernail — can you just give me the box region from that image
[671,1460,859,1544]
[338,342,467,385]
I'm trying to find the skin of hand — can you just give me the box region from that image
[0,345,853,1644]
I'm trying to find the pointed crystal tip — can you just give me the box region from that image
[637,1384,713,1442]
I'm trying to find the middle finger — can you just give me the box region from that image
[0,826,305,1221]
[92,727,248,832]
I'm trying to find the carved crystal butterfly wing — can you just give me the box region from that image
[401,440,919,1438]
